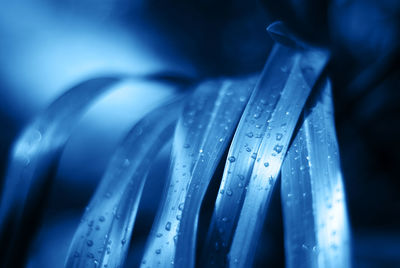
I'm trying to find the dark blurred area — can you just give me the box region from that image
[0,0,399,267]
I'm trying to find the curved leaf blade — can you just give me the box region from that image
[201,43,329,267]
[65,97,184,268]
[228,45,328,267]
[141,76,256,268]
[0,77,121,267]
[281,78,351,268]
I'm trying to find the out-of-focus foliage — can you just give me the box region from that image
[0,0,399,267]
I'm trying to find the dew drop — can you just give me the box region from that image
[273,145,283,154]
[228,156,236,162]
[165,222,171,231]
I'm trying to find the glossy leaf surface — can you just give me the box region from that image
[141,76,256,268]
[202,43,329,267]
[281,78,351,268]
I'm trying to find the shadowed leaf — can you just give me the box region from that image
[281,78,351,268]
[65,97,184,268]
[0,77,121,267]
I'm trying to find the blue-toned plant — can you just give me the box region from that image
[0,11,356,268]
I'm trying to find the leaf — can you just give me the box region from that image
[64,96,184,268]
[281,78,351,268]
[0,77,121,267]
[201,43,329,267]
[141,76,257,268]
[0,72,188,267]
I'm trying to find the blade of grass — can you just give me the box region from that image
[0,72,188,267]
[202,41,329,266]
[0,77,121,267]
[65,96,184,268]
[201,42,328,267]
[281,78,351,268]
[141,76,256,268]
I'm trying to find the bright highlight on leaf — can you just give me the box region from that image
[141,76,256,267]
[202,42,329,267]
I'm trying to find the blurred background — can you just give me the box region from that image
[0,0,399,267]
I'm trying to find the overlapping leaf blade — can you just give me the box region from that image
[202,43,329,267]
[65,97,183,268]
[281,78,351,268]
[141,76,256,268]
[0,77,121,267]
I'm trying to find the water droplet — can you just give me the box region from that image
[264,162,269,167]
[155,249,161,254]
[87,240,93,247]
[246,147,251,152]
[165,222,171,231]
[251,153,257,159]
[273,145,283,154]
[226,189,233,196]
[276,133,283,141]
[178,203,184,211]
[121,239,126,245]
[99,216,105,222]
[228,156,236,162]
[246,132,254,138]
[156,233,163,238]
[222,217,228,222]
[183,144,190,149]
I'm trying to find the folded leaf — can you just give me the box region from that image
[281,78,351,268]
[65,97,183,268]
[141,76,256,268]
[202,43,329,267]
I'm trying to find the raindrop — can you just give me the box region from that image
[276,133,283,141]
[178,203,184,211]
[273,145,283,154]
[165,222,171,231]
[251,153,257,159]
[226,189,233,196]
[99,216,105,222]
[246,132,254,138]
[228,156,236,162]
[264,162,269,167]
[155,249,161,254]
[87,240,93,247]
